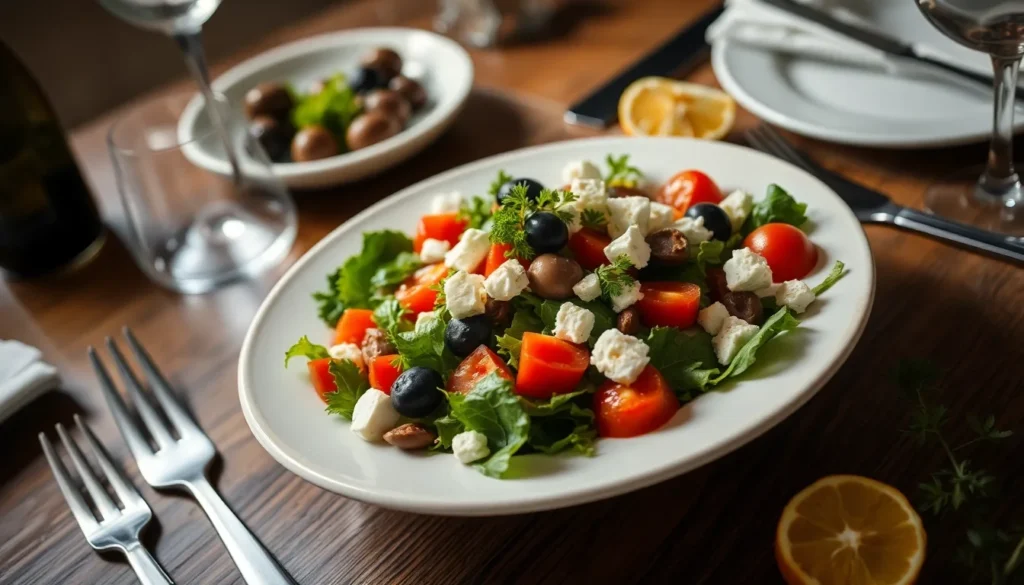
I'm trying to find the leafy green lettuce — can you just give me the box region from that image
[324,360,369,420]
[743,184,808,232]
[313,230,413,326]
[446,372,530,478]
[392,310,459,376]
[645,327,720,398]
[813,261,847,296]
[283,336,329,367]
[522,389,596,456]
[370,252,422,289]
[291,74,361,148]
[711,307,801,384]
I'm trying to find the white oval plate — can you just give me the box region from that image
[239,137,875,516]
[179,28,473,188]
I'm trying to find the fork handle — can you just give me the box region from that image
[891,207,1024,264]
[185,477,297,585]
[125,543,174,585]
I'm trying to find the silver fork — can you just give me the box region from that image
[90,328,296,585]
[39,415,173,584]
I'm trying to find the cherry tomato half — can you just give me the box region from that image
[594,365,678,438]
[483,242,530,277]
[307,358,337,402]
[369,354,402,395]
[636,282,701,329]
[447,345,514,395]
[567,227,613,271]
[516,332,590,399]
[656,170,723,218]
[413,212,467,253]
[395,262,448,315]
[744,223,817,282]
[333,308,375,345]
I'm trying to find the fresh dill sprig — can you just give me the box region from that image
[488,169,514,198]
[595,255,635,299]
[580,208,607,230]
[490,185,577,260]
[605,154,643,188]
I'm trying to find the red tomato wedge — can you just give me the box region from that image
[636,282,701,329]
[447,345,514,395]
[333,308,375,345]
[516,332,590,398]
[568,228,613,270]
[483,242,529,277]
[594,365,678,438]
[744,223,818,283]
[413,212,467,253]
[656,170,722,218]
[369,354,402,395]
[395,262,448,315]
[307,358,337,402]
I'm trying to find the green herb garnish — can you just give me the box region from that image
[595,255,636,299]
[605,153,643,187]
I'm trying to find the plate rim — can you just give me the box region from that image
[238,136,876,515]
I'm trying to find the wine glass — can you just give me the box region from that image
[915,0,1024,236]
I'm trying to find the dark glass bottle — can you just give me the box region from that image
[0,41,104,278]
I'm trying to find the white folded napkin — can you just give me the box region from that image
[0,340,61,424]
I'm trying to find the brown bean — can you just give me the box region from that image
[617,307,641,335]
[645,228,688,265]
[243,82,293,121]
[362,89,412,124]
[526,254,584,300]
[706,268,729,303]
[383,423,436,450]
[389,75,427,110]
[345,111,402,151]
[361,47,403,80]
[291,125,339,162]
[721,291,764,325]
[248,115,294,163]
[485,298,511,328]
[361,328,396,364]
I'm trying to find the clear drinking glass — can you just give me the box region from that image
[108,95,296,294]
[915,0,1024,236]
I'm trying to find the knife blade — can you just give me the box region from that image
[760,0,1024,101]
[564,4,725,128]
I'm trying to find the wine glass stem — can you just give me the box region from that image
[980,55,1023,201]
[174,31,242,183]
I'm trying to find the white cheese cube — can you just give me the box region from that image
[610,280,643,313]
[328,343,364,370]
[483,259,529,301]
[671,216,713,246]
[444,228,489,272]
[606,196,650,239]
[553,303,595,344]
[648,202,676,233]
[561,160,602,184]
[592,329,650,384]
[720,190,753,231]
[419,238,450,263]
[452,430,490,464]
[571,178,609,224]
[712,316,760,365]
[444,271,487,319]
[559,200,582,234]
[351,389,400,441]
[573,273,601,302]
[603,225,651,269]
[430,191,464,214]
[697,302,730,336]
[775,279,816,314]
[723,248,773,292]
[755,283,780,298]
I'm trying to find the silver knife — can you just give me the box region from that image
[761,0,1024,101]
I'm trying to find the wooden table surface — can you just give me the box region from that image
[2,1,1022,583]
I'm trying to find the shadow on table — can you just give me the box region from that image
[0,389,84,486]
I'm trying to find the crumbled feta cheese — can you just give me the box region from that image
[610,280,643,313]
[671,216,713,246]
[592,329,650,384]
[697,302,730,336]
[562,160,603,184]
[775,279,816,313]
[723,248,773,292]
[444,271,487,319]
[559,200,582,234]
[573,273,601,302]
[719,190,753,231]
[483,259,529,301]
[603,225,651,269]
[328,343,364,370]
[444,228,489,272]
[755,283,780,298]
[712,316,760,365]
[606,196,650,239]
[430,191,464,214]
[553,302,595,344]
[648,202,676,233]
[452,430,490,464]
[571,178,609,224]
[351,388,400,441]
[419,238,450,263]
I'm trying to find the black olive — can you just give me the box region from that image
[524,212,568,255]
[444,315,492,357]
[497,178,544,205]
[247,116,294,163]
[684,203,732,241]
[390,367,444,418]
[349,66,386,94]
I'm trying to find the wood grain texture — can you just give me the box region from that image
[1,1,1022,584]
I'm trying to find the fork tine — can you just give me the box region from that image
[89,346,154,460]
[55,423,121,520]
[122,327,200,436]
[74,415,146,509]
[757,126,817,172]
[39,432,99,533]
[105,338,177,450]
